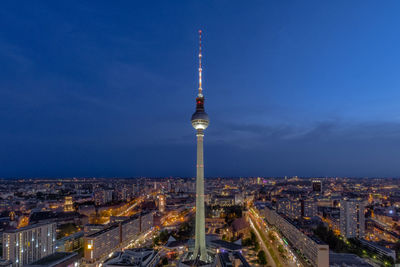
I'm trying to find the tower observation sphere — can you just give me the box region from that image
[191,97,209,131]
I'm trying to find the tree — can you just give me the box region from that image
[161,257,168,265]
[159,230,169,243]
[314,223,347,252]
[152,236,160,247]
[254,241,260,252]
[224,205,243,226]
[153,230,169,246]
[257,250,267,265]
[242,238,252,246]
[250,230,257,244]
[268,231,276,241]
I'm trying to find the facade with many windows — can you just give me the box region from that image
[3,223,56,267]
[262,207,329,267]
[84,212,153,264]
[340,199,365,238]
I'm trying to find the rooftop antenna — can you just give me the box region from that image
[198,30,203,97]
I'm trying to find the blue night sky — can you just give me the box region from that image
[1,1,400,178]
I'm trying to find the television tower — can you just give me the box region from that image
[191,29,209,263]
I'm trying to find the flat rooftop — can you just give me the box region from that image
[27,252,77,267]
[329,253,373,267]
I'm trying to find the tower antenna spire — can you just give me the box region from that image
[198,30,203,97]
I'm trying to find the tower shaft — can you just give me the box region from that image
[194,130,207,262]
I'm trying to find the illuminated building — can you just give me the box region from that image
[84,224,120,264]
[94,190,113,206]
[340,199,365,238]
[9,211,15,221]
[157,195,166,213]
[277,198,301,220]
[55,231,84,252]
[302,199,317,218]
[212,195,235,207]
[234,193,244,205]
[94,190,105,206]
[263,207,329,267]
[63,196,74,212]
[84,224,105,236]
[117,186,128,201]
[3,222,56,267]
[312,179,323,193]
[359,239,395,262]
[84,212,153,264]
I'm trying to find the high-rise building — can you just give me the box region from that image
[157,195,166,213]
[105,190,113,203]
[132,184,137,196]
[63,196,74,212]
[94,190,105,206]
[312,179,323,193]
[277,198,301,220]
[263,207,329,267]
[301,199,317,218]
[3,223,56,267]
[117,186,128,201]
[340,199,365,238]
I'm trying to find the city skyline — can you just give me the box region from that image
[2,1,400,178]
[3,2,400,267]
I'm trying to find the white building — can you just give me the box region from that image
[234,193,244,205]
[262,207,329,267]
[340,199,365,238]
[3,223,56,267]
[84,212,153,264]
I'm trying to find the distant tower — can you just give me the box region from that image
[312,179,322,193]
[158,195,166,213]
[64,196,74,212]
[191,30,210,263]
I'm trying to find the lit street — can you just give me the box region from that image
[249,208,302,267]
